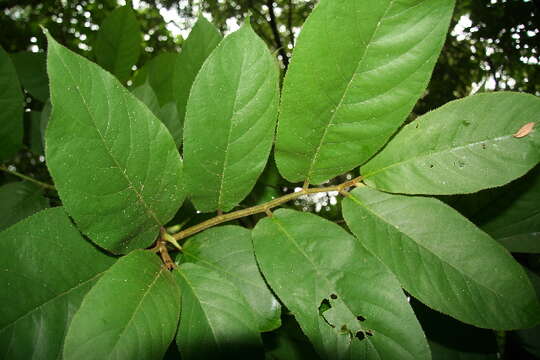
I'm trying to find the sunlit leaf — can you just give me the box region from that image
[45,30,184,254]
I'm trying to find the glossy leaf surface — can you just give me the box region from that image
[94,6,141,82]
[63,250,180,360]
[253,209,430,360]
[45,31,184,254]
[275,0,455,184]
[342,186,540,329]
[0,46,23,161]
[180,226,281,332]
[363,93,540,194]
[0,181,49,231]
[0,208,115,359]
[174,263,263,359]
[184,23,279,212]
[11,51,49,102]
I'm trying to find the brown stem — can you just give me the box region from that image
[172,175,364,243]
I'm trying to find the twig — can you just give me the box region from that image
[171,175,364,243]
[0,165,56,191]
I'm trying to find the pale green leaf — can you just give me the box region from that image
[253,209,431,360]
[0,181,48,230]
[173,263,263,359]
[180,226,281,332]
[45,31,185,254]
[0,46,24,161]
[63,250,180,360]
[184,22,280,212]
[94,6,141,82]
[342,186,540,329]
[275,0,455,184]
[0,207,115,360]
[363,93,540,194]
[11,51,49,102]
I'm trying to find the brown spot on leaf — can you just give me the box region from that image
[513,122,535,138]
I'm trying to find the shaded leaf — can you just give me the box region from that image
[173,263,263,359]
[132,52,177,104]
[29,110,44,154]
[0,207,115,359]
[11,51,49,102]
[253,209,431,360]
[184,22,280,212]
[263,315,321,360]
[63,250,180,360]
[45,30,185,254]
[342,186,540,329]
[275,0,455,184]
[363,93,540,195]
[0,181,48,231]
[0,46,24,161]
[180,226,281,332]
[94,6,141,82]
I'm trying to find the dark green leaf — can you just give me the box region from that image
[0,46,24,161]
[363,93,540,195]
[184,22,280,212]
[0,181,48,230]
[263,315,321,360]
[132,52,176,105]
[180,226,281,332]
[94,6,141,82]
[0,207,115,359]
[40,98,51,146]
[45,30,185,254]
[275,0,455,184]
[253,209,431,360]
[11,51,49,102]
[29,110,44,154]
[173,263,263,359]
[132,81,160,114]
[342,186,540,329]
[63,250,180,360]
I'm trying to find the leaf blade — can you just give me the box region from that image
[362,92,540,194]
[63,250,180,360]
[45,30,185,254]
[0,181,49,231]
[173,263,263,359]
[342,186,540,329]
[275,0,455,184]
[183,23,280,212]
[0,208,115,360]
[253,209,431,360]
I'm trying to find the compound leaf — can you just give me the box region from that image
[63,250,180,360]
[253,209,431,360]
[275,0,455,184]
[183,22,279,212]
[342,186,540,329]
[0,181,49,231]
[45,30,184,254]
[0,207,115,360]
[0,46,24,161]
[180,226,281,332]
[173,263,263,359]
[363,93,540,195]
[94,6,141,82]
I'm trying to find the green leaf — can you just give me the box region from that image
[45,30,185,254]
[29,110,44,154]
[40,98,51,145]
[0,46,24,161]
[342,186,540,329]
[132,83,183,147]
[173,263,263,359]
[11,51,49,102]
[63,250,180,360]
[0,181,49,231]
[132,52,176,104]
[0,207,115,359]
[275,0,455,184]
[180,226,281,332]
[362,92,540,195]
[184,22,280,212]
[253,209,431,360]
[94,6,141,82]
[263,315,321,360]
